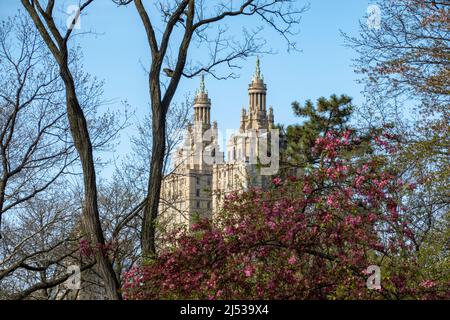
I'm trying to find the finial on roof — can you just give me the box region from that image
[253,56,263,81]
[197,73,207,95]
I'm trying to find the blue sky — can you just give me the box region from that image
[0,0,373,176]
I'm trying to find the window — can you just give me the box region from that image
[207,176,211,185]
[196,176,200,185]
[196,201,200,208]
[207,201,211,209]
[196,189,200,197]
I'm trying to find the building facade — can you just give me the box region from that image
[159,58,279,230]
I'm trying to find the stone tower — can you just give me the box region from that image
[193,74,211,133]
[234,58,275,162]
[240,57,274,131]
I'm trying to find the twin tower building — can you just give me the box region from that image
[159,58,280,230]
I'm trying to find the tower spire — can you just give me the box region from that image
[197,73,207,95]
[253,56,263,81]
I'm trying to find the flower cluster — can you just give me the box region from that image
[79,239,93,258]
[79,238,113,258]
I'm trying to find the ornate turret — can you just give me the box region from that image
[268,106,274,129]
[248,57,268,130]
[194,74,211,132]
[240,107,247,131]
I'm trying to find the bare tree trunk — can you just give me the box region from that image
[141,100,166,257]
[136,0,193,259]
[140,36,193,259]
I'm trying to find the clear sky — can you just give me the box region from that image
[0,0,373,177]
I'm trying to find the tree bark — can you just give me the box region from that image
[141,98,167,257]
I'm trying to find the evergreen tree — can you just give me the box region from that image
[284,94,354,169]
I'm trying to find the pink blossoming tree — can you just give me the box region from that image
[123,131,448,300]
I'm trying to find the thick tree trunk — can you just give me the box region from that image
[136,0,194,259]
[141,79,167,259]
[61,70,121,300]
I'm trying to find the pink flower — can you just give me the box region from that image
[407,183,417,191]
[355,175,365,187]
[343,187,354,198]
[267,221,276,230]
[285,206,295,214]
[420,280,436,289]
[302,183,312,194]
[344,215,362,227]
[288,254,297,265]
[342,130,351,144]
[368,213,377,222]
[326,195,336,207]
[79,238,93,257]
[225,226,234,235]
[225,193,237,201]
[403,226,414,239]
[272,177,283,186]
[243,265,254,277]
